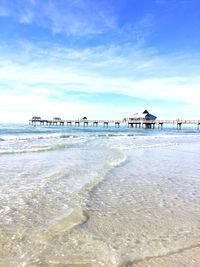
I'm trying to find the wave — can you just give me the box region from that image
[0,145,65,155]
[0,139,87,155]
[0,133,77,142]
[78,151,127,199]
[85,132,200,140]
[0,127,200,142]
[60,134,72,138]
[33,208,89,239]
[121,141,200,151]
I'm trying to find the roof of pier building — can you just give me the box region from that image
[130,110,157,121]
[32,116,41,120]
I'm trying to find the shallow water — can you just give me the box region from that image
[0,124,200,266]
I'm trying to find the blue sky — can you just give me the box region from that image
[0,0,200,122]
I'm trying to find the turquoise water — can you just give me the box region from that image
[0,123,200,266]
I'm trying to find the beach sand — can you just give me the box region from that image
[1,124,200,267]
[132,246,200,267]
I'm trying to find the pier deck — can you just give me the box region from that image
[29,119,200,129]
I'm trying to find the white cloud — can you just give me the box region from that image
[0,93,137,122]
[1,42,200,98]
[1,40,200,121]
[1,55,200,106]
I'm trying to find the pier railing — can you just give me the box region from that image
[29,118,200,129]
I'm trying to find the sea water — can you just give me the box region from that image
[0,123,200,266]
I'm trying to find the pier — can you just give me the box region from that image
[29,118,200,129]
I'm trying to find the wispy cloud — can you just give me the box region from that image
[1,41,200,109]
[126,14,155,43]
[0,0,118,36]
[45,0,118,35]
[0,0,155,43]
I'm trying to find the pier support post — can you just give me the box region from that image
[177,123,182,129]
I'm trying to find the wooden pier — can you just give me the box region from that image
[29,118,200,129]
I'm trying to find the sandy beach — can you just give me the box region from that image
[132,246,200,267]
[0,124,200,266]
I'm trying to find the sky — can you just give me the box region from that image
[0,0,200,122]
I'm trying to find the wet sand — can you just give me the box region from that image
[26,144,200,267]
[1,128,200,267]
[132,246,200,267]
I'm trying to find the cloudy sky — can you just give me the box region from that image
[0,0,200,122]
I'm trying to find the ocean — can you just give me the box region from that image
[0,123,200,267]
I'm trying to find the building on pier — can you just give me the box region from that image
[32,116,41,120]
[130,110,157,121]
